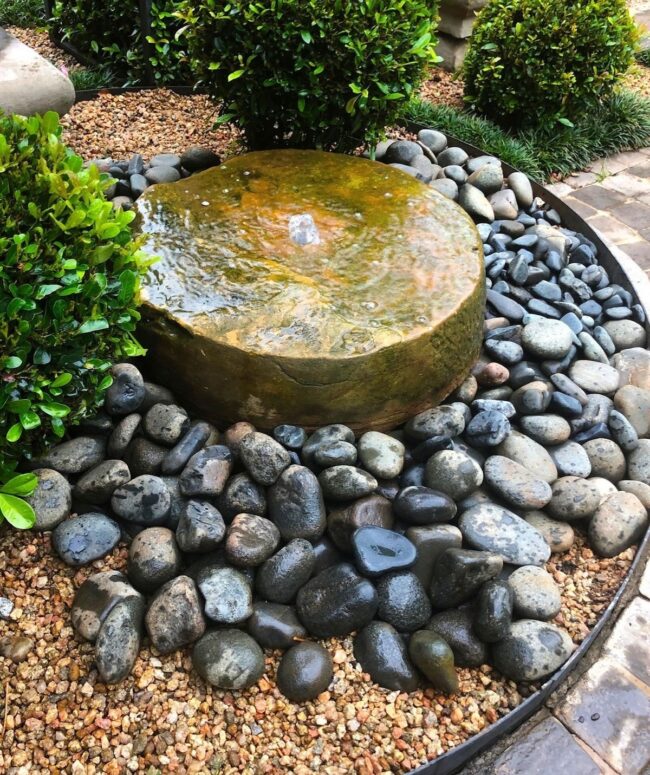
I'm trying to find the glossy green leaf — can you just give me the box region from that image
[0,493,36,529]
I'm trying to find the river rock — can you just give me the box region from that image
[247,602,307,649]
[267,465,326,540]
[239,431,291,485]
[296,563,378,637]
[459,503,551,566]
[474,580,513,642]
[198,566,253,623]
[405,405,466,442]
[318,466,378,501]
[353,621,419,691]
[95,596,145,683]
[52,513,121,566]
[627,439,650,485]
[103,363,145,416]
[549,441,592,478]
[612,347,650,390]
[192,630,264,690]
[427,607,488,667]
[162,420,213,475]
[546,476,603,521]
[425,449,483,500]
[604,320,647,350]
[135,152,483,432]
[393,485,457,525]
[314,440,358,467]
[179,445,233,497]
[429,548,503,608]
[255,539,315,603]
[301,424,355,466]
[467,164,503,195]
[74,460,131,504]
[28,468,71,530]
[351,526,416,577]
[614,385,650,438]
[519,415,571,446]
[358,431,405,479]
[508,566,561,620]
[124,437,166,476]
[145,576,206,653]
[408,631,459,694]
[618,479,650,508]
[72,571,142,642]
[176,500,226,552]
[218,473,266,522]
[327,494,393,552]
[143,403,189,446]
[523,511,574,553]
[180,146,221,172]
[276,642,333,701]
[127,527,181,592]
[225,513,280,567]
[582,439,626,482]
[588,491,648,557]
[459,183,494,222]
[35,436,106,475]
[405,524,463,589]
[376,571,431,631]
[496,431,558,483]
[273,424,307,450]
[607,410,639,452]
[568,361,621,395]
[522,319,573,360]
[484,456,552,509]
[491,620,575,681]
[507,172,534,208]
[111,474,171,524]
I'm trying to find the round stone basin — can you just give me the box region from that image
[135,150,485,431]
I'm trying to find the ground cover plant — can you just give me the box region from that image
[177,0,441,151]
[0,111,150,475]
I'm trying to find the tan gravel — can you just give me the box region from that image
[60,89,242,161]
[0,524,634,775]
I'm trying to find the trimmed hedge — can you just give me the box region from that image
[0,111,150,475]
[177,0,441,151]
[463,0,638,130]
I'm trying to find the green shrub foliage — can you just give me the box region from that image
[0,0,43,27]
[51,0,190,85]
[463,0,638,129]
[0,112,150,474]
[177,0,440,151]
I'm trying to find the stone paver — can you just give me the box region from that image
[610,200,650,230]
[601,173,650,199]
[602,596,650,685]
[491,716,603,775]
[571,185,627,210]
[586,214,641,245]
[556,658,650,774]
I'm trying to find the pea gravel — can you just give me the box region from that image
[0,526,633,774]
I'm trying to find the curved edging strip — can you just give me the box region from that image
[405,126,650,775]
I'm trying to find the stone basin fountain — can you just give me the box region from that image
[135,150,485,431]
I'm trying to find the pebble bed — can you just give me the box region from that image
[2,131,650,773]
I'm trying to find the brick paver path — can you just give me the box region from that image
[546,149,650,273]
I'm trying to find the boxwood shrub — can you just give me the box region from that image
[0,112,150,475]
[463,0,638,129]
[51,0,190,85]
[177,0,440,151]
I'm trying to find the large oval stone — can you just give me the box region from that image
[135,150,484,431]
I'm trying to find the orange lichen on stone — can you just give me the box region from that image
[135,150,484,430]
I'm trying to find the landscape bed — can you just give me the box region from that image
[2,129,650,775]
